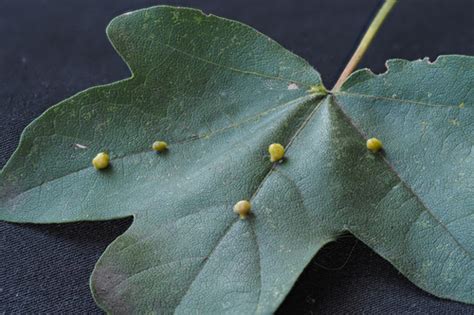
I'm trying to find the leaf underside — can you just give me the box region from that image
[1,6,473,314]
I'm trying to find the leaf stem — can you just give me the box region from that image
[332,0,398,91]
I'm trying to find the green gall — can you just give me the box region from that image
[152,141,168,152]
[92,152,110,170]
[367,137,383,153]
[268,143,285,162]
[233,200,251,219]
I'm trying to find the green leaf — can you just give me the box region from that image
[1,6,472,313]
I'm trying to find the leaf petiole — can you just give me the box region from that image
[332,0,398,91]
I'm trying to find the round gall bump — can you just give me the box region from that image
[268,143,285,162]
[233,200,251,219]
[92,152,110,170]
[367,137,383,153]
[152,141,168,153]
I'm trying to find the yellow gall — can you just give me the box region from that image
[152,141,168,152]
[268,143,285,162]
[233,200,251,219]
[367,137,383,153]
[92,152,110,170]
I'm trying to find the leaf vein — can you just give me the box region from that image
[336,91,466,109]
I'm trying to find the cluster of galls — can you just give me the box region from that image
[92,140,168,170]
[91,137,383,220]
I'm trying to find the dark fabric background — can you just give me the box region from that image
[0,0,473,313]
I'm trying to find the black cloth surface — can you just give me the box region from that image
[1,0,473,313]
